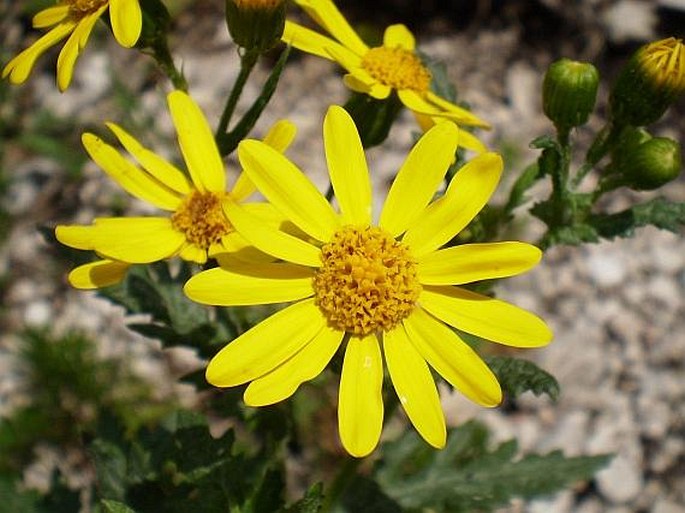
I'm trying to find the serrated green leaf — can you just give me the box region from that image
[101,500,139,513]
[91,439,129,501]
[590,198,685,240]
[376,421,610,512]
[529,135,559,150]
[486,356,560,401]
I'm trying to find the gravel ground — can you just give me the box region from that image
[1,1,684,511]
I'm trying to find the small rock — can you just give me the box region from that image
[652,500,685,513]
[596,453,644,504]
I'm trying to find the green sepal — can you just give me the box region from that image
[225,0,287,53]
[343,92,403,148]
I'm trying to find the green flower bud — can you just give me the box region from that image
[225,0,288,53]
[610,37,685,126]
[610,126,652,171]
[543,58,599,131]
[622,137,682,190]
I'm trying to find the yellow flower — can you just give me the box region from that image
[184,106,552,457]
[2,0,142,91]
[638,37,685,94]
[282,0,489,153]
[56,90,296,289]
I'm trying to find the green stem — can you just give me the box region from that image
[150,38,187,91]
[216,49,260,138]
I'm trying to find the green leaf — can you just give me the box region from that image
[504,163,542,213]
[341,477,402,513]
[590,198,685,239]
[100,500,139,513]
[0,476,42,512]
[377,421,610,512]
[486,357,560,401]
[91,439,129,501]
[281,483,325,513]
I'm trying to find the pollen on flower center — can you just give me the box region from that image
[361,46,432,93]
[171,191,232,249]
[68,0,108,16]
[313,226,421,336]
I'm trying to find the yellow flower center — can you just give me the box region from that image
[171,191,232,249]
[313,226,421,336]
[67,0,108,16]
[639,37,685,93]
[361,46,432,93]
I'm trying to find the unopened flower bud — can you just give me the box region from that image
[543,58,599,131]
[610,37,685,126]
[226,0,288,52]
[622,137,682,190]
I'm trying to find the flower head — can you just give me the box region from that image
[226,0,288,52]
[2,0,142,91]
[282,0,489,153]
[184,106,552,457]
[56,90,296,289]
[610,37,685,126]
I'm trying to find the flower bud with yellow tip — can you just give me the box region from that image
[610,37,685,126]
[622,137,682,190]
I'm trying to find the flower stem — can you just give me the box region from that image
[216,49,260,138]
[150,37,187,91]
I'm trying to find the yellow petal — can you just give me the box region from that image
[109,0,142,48]
[89,217,185,263]
[56,8,104,91]
[426,91,492,129]
[295,0,368,56]
[383,325,446,448]
[399,89,491,129]
[184,261,314,306]
[418,242,542,285]
[2,22,75,85]
[167,90,226,193]
[383,24,415,50]
[231,120,298,201]
[324,106,372,225]
[420,286,553,348]
[338,334,384,458]
[379,121,459,237]
[205,298,325,387]
[106,122,191,195]
[81,133,182,211]
[56,225,96,250]
[33,5,70,28]
[244,326,344,406]
[238,139,339,242]
[403,152,502,258]
[342,73,391,99]
[212,232,275,263]
[283,21,351,62]
[223,199,321,267]
[404,307,502,407]
[177,242,207,264]
[67,259,130,289]
[326,43,364,73]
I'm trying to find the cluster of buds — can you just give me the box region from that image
[542,37,684,191]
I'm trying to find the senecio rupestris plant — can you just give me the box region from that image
[1,0,683,511]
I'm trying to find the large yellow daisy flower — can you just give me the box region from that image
[2,0,142,91]
[282,0,489,153]
[56,90,296,289]
[184,105,552,457]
